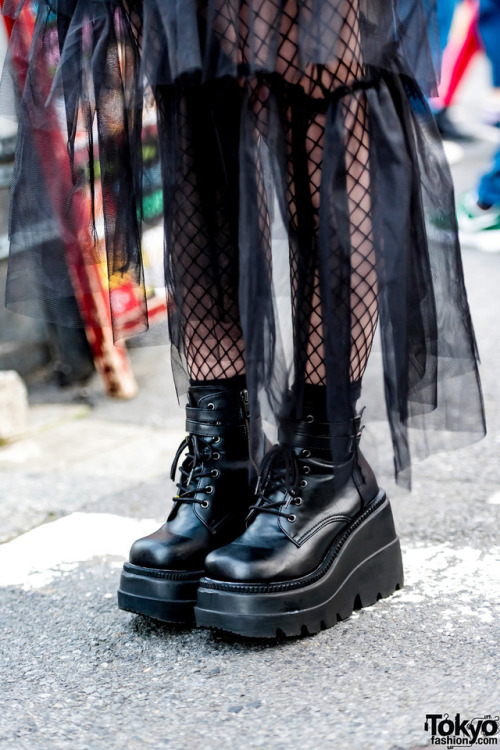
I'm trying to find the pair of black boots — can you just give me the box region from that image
[117,381,403,638]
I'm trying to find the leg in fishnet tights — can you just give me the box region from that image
[287,85,377,387]
[162,0,378,388]
[208,0,378,392]
[275,0,378,387]
[156,83,247,381]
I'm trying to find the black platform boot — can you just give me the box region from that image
[195,411,404,638]
[117,381,255,624]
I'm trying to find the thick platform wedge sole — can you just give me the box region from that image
[117,563,203,624]
[195,493,403,638]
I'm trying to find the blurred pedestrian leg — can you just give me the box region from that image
[479,0,500,124]
[457,0,500,251]
[478,0,500,87]
[438,0,460,50]
[477,0,500,209]
[433,0,476,141]
[478,148,500,207]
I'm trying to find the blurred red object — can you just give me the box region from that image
[438,0,481,109]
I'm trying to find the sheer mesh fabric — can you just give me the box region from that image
[1,0,486,483]
[169,0,378,387]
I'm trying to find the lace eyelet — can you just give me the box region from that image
[205,485,214,494]
[302,466,311,475]
[293,497,302,506]
[306,415,315,423]
[210,469,220,478]
[301,449,311,458]
[213,437,221,444]
[207,403,215,409]
[300,479,308,488]
[201,500,210,509]
[212,452,220,460]
[288,514,296,523]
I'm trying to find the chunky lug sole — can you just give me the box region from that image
[117,563,203,624]
[195,493,403,638]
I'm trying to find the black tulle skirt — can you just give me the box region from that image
[0,0,486,485]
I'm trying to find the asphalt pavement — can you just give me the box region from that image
[0,58,499,750]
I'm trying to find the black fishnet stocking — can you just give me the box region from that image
[155,0,378,389]
[156,83,246,381]
[278,0,377,387]
[299,86,378,387]
[211,0,378,389]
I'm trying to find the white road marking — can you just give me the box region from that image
[401,544,500,624]
[0,513,161,589]
[0,513,499,630]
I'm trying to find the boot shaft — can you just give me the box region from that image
[167,380,253,535]
[186,381,250,463]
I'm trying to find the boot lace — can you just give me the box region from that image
[170,435,219,507]
[248,444,305,522]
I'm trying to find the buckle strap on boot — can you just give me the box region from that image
[185,401,248,439]
[278,414,363,454]
[185,405,242,423]
[186,418,247,439]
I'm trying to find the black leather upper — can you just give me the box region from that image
[204,416,379,584]
[129,384,254,571]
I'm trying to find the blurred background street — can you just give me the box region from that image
[0,18,499,750]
